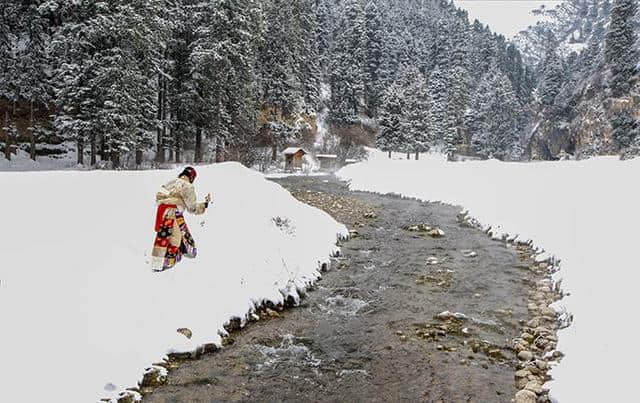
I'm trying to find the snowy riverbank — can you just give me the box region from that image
[337,150,640,402]
[0,162,347,402]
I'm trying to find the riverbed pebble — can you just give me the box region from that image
[515,389,537,403]
[518,350,534,361]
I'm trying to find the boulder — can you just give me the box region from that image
[461,249,477,258]
[518,350,534,361]
[177,328,192,339]
[515,389,537,403]
[524,381,543,394]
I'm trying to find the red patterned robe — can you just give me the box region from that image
[151,178,207,271]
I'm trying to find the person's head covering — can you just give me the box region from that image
[180,166,197,183]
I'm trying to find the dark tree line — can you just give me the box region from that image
[0,0,537,167]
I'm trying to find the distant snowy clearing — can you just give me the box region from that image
[337,149,640,402]
[0,163,347,402]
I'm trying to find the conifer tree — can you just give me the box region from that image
[426,67,448,152]
[398,66,431,155]
[605,0,638,97]
[330,0,366,125]
[377,82,404,155]
[364,0,384,117]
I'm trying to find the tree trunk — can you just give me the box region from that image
[135,149,143,166]
[155,72,165,163]
[406,151,410,160]
[195,127,203,163]
[162,74,169,161]
[100,135,107,161]
[174,123,181,163]
[111,151,120,169]
[4,110,11,161]
[77,137,84,165]
[215,136,224,163]
[271,143,277,162]
[415,150,419,160]
[90,133,96,166]
[388,150,391,158]
[29,100,36,161]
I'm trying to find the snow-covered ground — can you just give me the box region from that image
[0,162,347,402]
[337,149,640,402]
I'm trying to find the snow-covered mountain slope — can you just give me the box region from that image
[512,0,613,67]
[337,149,640,402]
[513,0,640,159]
[0,163,347,402]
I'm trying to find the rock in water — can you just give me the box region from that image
[515,389,537,403]
[426,256,439,265]
[524,381,543,394]
[461,249,477,258]
[177,328,192,339]
[428,228,445,238]
[436,311,453,320]
[517,350,534,361]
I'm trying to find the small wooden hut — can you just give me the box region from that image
[316,154,338,171]
[283,147,307,172]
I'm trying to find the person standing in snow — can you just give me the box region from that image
[151,167,211,271]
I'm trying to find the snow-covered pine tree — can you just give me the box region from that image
[377,81,404,156]
[259,0,306,160]
[377,27,403,93]
[191,0,261,164]
[443,16,471,153]
[539,49,564,111]
[488,72,521,159]
[467,63,520,159]
[221,0,262,164]
[397,65,430,157]
[260,0,302,117]
[426,66,448,153]
[12,0,52,161]
[610,109,640,149]
[467,70,493,157]
[363,0,384,117]
[292,0,322,113]
[52,0,168,167]
[330,0,366,126]
[311,0,334,80]
[605,0,638,97]
[165,1,198,163]
[0,1,20,160]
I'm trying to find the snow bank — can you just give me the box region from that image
[337,149,640,402]
[0,144,79,171]
[0,162,347,402]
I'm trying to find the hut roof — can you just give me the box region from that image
[316,154,338,159]
[282,147,307,156]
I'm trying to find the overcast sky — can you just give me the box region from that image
[453,1,564,38]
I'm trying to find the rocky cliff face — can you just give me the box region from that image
[517,0,640,160]
[529,90,640,160]
[512,0,595,67]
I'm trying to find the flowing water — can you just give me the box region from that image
[145,175,532,402]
